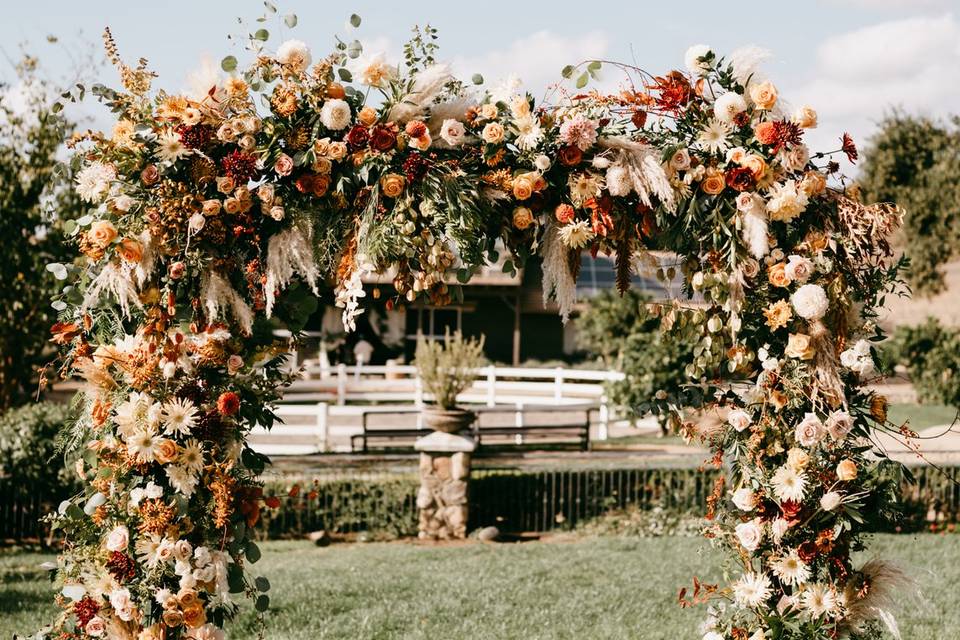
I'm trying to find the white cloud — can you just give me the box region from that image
[452,30,609,99]
[788,13,960,158]
[825,0,951,9]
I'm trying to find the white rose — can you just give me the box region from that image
[795,412,825,448]
[825,410,854,441]
[820,491,842,512]
[320,99,352,131]
[684,44,712,76]
[439,119,466,146]
[534,154,552,171]
[735,519,763,552]
[173,539,193,562]
[105,525,129,552]
[109,588,135,621]
[188,212,206,233]
[791,284,829,321]
[728,408,752,433]
[277,39,312,72]
[714,92,747,124]
[840,340,874,377]
[784,255,813,283]
[736,191,763,215]
[732,487,757,511]
[771,518,790,543]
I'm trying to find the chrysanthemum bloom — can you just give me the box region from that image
[217,391,240,416]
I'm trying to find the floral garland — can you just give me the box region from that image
[42,13,907,640]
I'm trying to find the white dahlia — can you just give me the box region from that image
[558,220,595,249]
[771,549,811,586]
[733,572,773,608]
[791,284,828,320]
[697,118,732,155]
[684,44,712,77]
[276,39,312,72]
[320,98,352,131]
[75,162,116,203]
[714,92,747,124]
[771,465,807,502]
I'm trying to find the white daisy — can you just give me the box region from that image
[558,220,595,250]
[697,118,732,155]
[733,572,773,608]
[567,172,604,207]
[126,426,161,463]
[156,129,190,164]
[771,549,811,586]
[514,115,543,151]
[771,465,807,502]
[75,162,116,203]
[802,583,837,618]
[161,397,199,436]
[180,439,205,473]
[135,534,163,568]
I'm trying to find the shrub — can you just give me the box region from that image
[575,290,695,429]
[414,331,486,409]
[0,401,78,495]
[886,318,960,407]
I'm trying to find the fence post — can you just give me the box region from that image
[514,402,524,445]
[414,372,424,407]
[336,363,347,405]
[598,394,609,441]
[554,367,564,403]
[317,402,329,452]
[486,365,496,407]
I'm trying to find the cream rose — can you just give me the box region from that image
[820,491,842,512]
[481,122,505,144]
[837,459,858,481]
[735,519,763,552]
[727,408,752,432]
[732,487,757,511]
[785,333,815,360]
[749,81,778,110]
[795,412,824,447]
[793,105,818,129]
[105,525,129,552]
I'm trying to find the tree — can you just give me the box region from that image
[0,56,80,410]
[886,318,960,408]
[576,290,695,433]
[858,111,960,295]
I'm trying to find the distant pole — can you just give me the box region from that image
[512,291,521,365]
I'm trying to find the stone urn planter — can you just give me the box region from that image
[421,406,475,433]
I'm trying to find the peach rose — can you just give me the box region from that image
[512,206,534,230]
[512,174,535,200]
[701,169,725,195]
[274,154,294,176]
[767,262,792,288]
[358,106,378,127]
[88,220,118,248]
[85,616,107,637]
[749,81,778,110]
[154,439,179,464]
[742,154,767,180]
[836,458,858,481]
[785,333,815,360]
[326,82,346,99]
[140,164,160,186]
[328,142,348,161]
[800,170,827,197]
[216,176,235,194]
[555,203,575,224]
[223,198,241,214]
[182,603,205,628]
[380,173,406,198]
[117,238,143,263]
[479,104,498,119]
[162,610,184,628]
[793,105,818,129]
[202,199,222,216]
[481,122,505,144]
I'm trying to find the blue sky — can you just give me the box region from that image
[2,0,959,157]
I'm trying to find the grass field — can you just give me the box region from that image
[3,534,959,639]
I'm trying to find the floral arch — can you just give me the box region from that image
[44,10,907,640]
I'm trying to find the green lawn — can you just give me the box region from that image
[3,534,960,639]
[887,403,958,431]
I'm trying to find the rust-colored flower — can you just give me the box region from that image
[217,391,240,416]
[557,145,582,167]
[780,499,802,522]
[50,321,82,345]
[345,124,370,150]
[380,173,406,198]
[555,203,575,224]
[754,121,777,145]
[725,166,755,192]
[797,541,819,563]
[117,238,144,263]
[870,394,888,423]
[841,132,858,163]
[369,124,398,152]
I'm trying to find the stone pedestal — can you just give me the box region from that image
[414,430,476,540]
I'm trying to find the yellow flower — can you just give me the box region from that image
[764,300,793,330]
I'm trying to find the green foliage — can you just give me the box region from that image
[0,401,78,494]
[0,58,81,410]
[575,290,695,426]
[886,318,960,408]
[859,111,960,295]
[414,331,486,409]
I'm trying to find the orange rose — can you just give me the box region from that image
[162,610,184,628]
[512,206,534,230]
[358,106,378,127]
[117,238,143,263]
[701,169,725,195]
[88,220,118,248]
[512,174,535,200]
[177,589,199,607]
[223,198,241,214]
[154,439,179,464]
[768,262,792,288]
[836,459,858,481]
[785,333,815,360]
[749,81,778,110]
[380,173,406,198]
[741,154,767,180]
[800,170,827,197]
[326,82,346,99]
[182,603,205,628]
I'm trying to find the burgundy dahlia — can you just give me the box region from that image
[177,123,213,150]
[106,550,137,582]
[74,596,100,628]
[221,150,259,183]
[402,153,431,183]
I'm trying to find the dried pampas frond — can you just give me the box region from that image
[82,262,143,319]
[387,64,454,124]
[133,229,157,288]
[541,221,577,323]
[727,45,771,88]
[200,271,253,335]
[808,319,845,410]
[264,226,320,317]
[741,208,769,259]
[843,559,916,640]
[597,137,676,212]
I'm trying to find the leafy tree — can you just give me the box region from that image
[0,56,80,410]
[885,318,960,409]
[859,111,960,295]
[576,290,695,433]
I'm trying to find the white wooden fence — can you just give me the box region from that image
[250,365,628,455]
